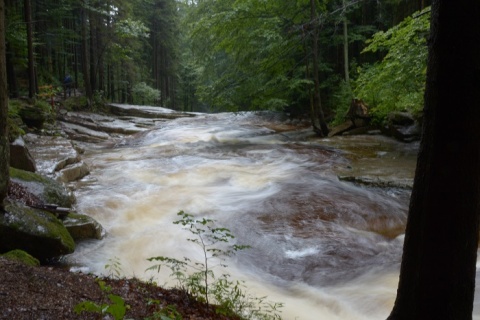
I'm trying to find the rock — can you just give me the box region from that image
[56,161,90,183]
[23,133,81,177]
[328,121,354,137]
[63,213,105,240]
[10,136,36,172]
[19,105,47,129]
[382,112,422,142]
[338,175,413,189]
[0,200,75,260]
[10,167,75,207]
[387,112,415,126]
[106,103,195,120]
[1,249,40,266]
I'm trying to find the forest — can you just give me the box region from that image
[3,1,480,319]
[4,0,430,133]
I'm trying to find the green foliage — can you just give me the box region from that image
[145,303,183,320]
[74,279,129,320]
[7,100,25,141]
[354,8,430,122]
[132,82,161,105]
[105,257,124,279]
[148,211,282,320]
[330,80,354,126]
[1,249,40,267]
[116,18,150,39]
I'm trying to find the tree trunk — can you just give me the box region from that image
[0,0,9,208]
[309,0,329,137]
[81,1,93,106]
[342,0,349,84]
[24,0,35,99]
[388,1,480,319]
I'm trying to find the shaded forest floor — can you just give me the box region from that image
[0,257,239,320]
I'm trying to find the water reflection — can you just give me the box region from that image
[68,112,417,319]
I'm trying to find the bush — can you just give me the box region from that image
[132,82,161,106]
[148,211,283,320]
[354,7,430,123]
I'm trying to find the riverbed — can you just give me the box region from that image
[59,110,479,319]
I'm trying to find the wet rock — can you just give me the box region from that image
[23,133,81,177]
[338,175,413,189]
[10,137,36,172]
[387,112,415,126]
[56,161,90,183]
[59,111,147,135]
[106,103,195,120]
[10,168,75,208]
[60,121,111,143]
[63,213,105,240]
[381,112,422,142]
[328,121,354,137]
[0,200,75,260]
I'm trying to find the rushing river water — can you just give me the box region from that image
[65,111,434,319]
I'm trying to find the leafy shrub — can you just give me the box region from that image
[74,279,129,320]
[132,82,161,106]
[330,80,354,126]
[148,211,282,320]
[7,100,25,141]
[354,7,430,123]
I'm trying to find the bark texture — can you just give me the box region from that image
[0,0,9,207]
[388,1,480,319]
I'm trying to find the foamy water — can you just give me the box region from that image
[65,112,480,319]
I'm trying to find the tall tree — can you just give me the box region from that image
[80,0,93,106]
[0,0,9,208]
[388,1,480,319]
[24,0,35,99]
[309,0,329,136]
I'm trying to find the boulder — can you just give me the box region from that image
[10,167,75,207]
[328,121,354,137]
[63,213,105,241]
[19,105,47,129]
[387,112,415,126]
[56,161,90,183]
[10,137,36,172]
[1,249,40,266]
[382,112,422,142]
[23,133,81,177]
[0,201,75,260]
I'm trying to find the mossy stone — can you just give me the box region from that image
[63,212,105,240]
[0,200,75,260]
[10,167,75,207]
[1,249,40,266]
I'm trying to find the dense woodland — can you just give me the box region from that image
[4,0,431,134]
[2,1,480,319]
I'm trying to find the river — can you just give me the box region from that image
[63,111,479,319]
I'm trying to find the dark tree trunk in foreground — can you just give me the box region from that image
[0,0,9,208]
[388,1,480,319]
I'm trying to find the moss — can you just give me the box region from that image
[0,201,75,259]
[10,167,76,207]
[63,212,105,240]
[1,249,40,266]
[10,167,45,183]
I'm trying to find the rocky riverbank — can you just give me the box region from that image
[4,103,195,263]
[1,104,241,319]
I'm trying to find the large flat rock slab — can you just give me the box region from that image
[107,103,195,119]
[24,134,80,177]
